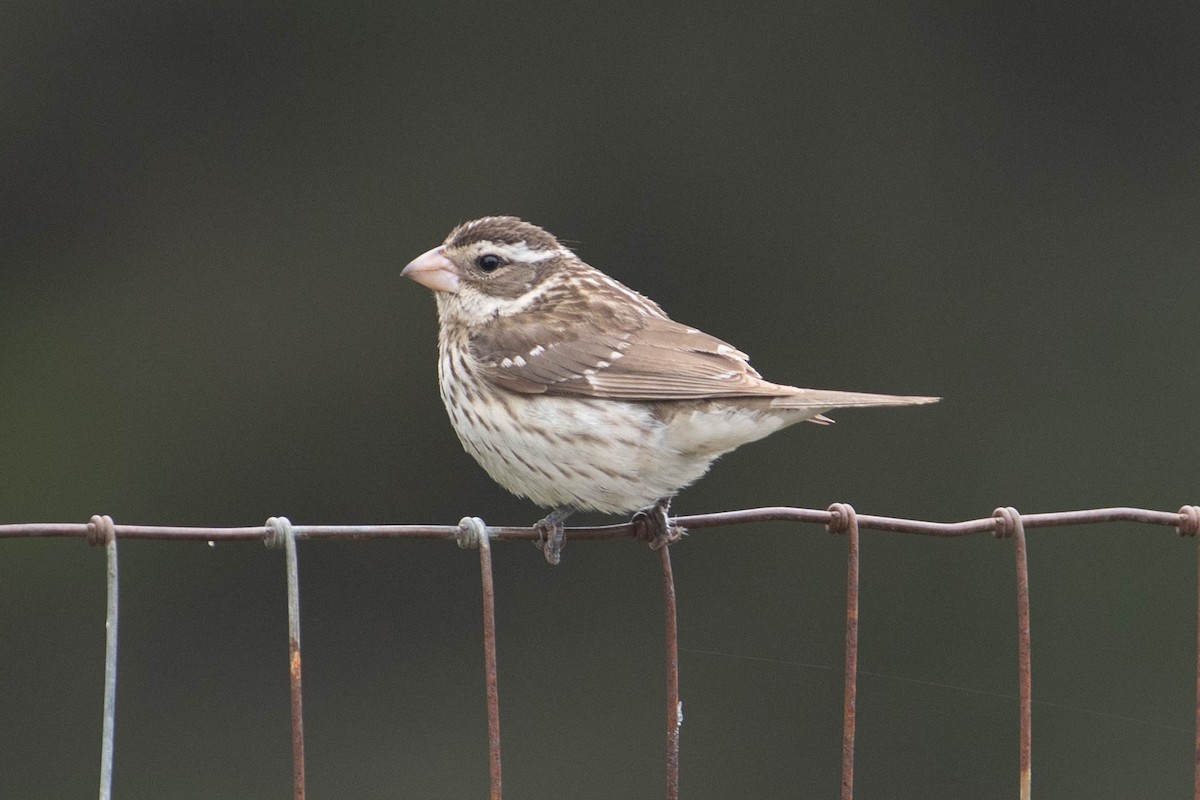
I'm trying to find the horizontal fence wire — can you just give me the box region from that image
[3,504,1199,800]
[4,506,1190,542]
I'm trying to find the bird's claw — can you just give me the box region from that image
[633,500,685,550]
[534,510,569,565]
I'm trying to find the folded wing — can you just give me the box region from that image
[471,311,939,409]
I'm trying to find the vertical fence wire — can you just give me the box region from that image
[287,537,306,799]
[460,517,504,800]
[1186,505,1200,800]
[995,507,1032,800]
[480,528,503,799]
[89,515,118,800]
[266,517,307,800]
[1014,521,1032,800]
[660,544,681,800]
[827,504,859,800]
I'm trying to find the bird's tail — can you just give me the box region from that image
[768,388,940,424]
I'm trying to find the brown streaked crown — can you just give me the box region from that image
[446,216,563,253]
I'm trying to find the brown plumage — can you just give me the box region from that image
[403,216,938,562]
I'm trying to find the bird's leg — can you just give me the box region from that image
[633,497,685,550]
[534,508,572,565]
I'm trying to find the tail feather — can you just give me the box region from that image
[772,388,941,412]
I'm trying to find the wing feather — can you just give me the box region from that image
[470,297,939,409]
[473,312,791,399]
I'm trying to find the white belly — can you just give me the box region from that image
[443,385,720,513]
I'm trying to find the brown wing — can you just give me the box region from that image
[471,311,798,400]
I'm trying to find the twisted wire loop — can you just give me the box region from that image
[264,516,294,549]
[993,507,1032,800]
[992,506,1021,539]
[87,514,116,547]
[826,502,856,535]
[458,516,489,550]
[1177,505,1200,538]
[825,503,859,800]
[264,517,306,800]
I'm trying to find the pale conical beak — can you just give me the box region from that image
[402,246,461,294]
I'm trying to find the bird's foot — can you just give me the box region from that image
[633,498,685,550]
[534,508,572,565]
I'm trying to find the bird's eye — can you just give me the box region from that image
[477,254,504,272]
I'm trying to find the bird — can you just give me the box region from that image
[402,216,938,563]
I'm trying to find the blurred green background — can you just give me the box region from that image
[3,2,1198,797]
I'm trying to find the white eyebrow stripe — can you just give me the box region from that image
[491,241,570,263]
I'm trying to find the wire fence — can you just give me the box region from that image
[4,504,1200,799]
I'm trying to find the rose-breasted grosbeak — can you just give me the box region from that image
[403,216,938,562]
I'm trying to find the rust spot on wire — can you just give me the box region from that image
[288,642,305,799]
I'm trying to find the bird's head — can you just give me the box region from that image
[403,216,576,327]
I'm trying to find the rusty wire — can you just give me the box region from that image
[994,507,1032,800]
[659,544,681,800]
[6,506,1188,543]
[458,517,503,800]
[826,503,859,800]
[265,517,305,800]
[1187,504,1200,800]
[5,504,1200,799]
